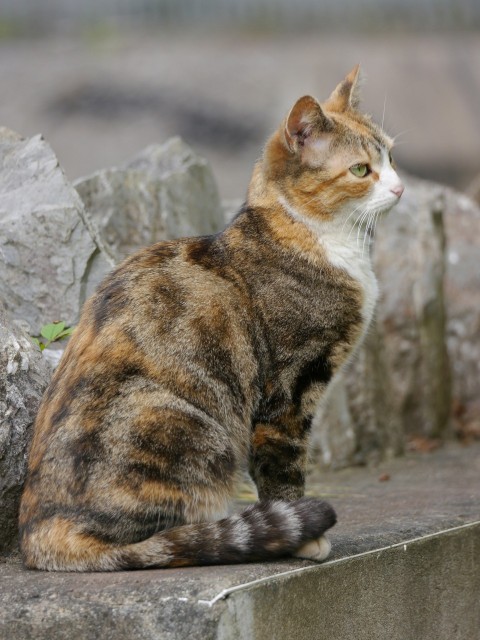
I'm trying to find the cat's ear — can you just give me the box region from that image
[325,64,362,113]
[284,95,332,152]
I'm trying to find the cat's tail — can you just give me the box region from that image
[124,497,337,570]
[22,497,336,571]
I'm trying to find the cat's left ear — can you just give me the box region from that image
[325,64,362,113]
[284,95,333,152]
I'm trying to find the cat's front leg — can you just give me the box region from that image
[249,413,332,562]
[249,412,308,502]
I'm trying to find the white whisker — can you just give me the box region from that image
[381,93,387,130]
[347,208,366,241]
[357,208,371,236]
[372,210,381,238]
[355,209,371,247]
[341,203,364,235]
[362,211,374,258]
[301,191,325,207]
[392,128,412,142]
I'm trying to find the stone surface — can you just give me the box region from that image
[0,128,114,334]
[467,171,480,205]
[1,442,479,639]
[373,177,451,440]
[75,137,224,262]
[310,375,357,470]
[218,524,480,640]
[443,188,480,415]
[0,304,52,553]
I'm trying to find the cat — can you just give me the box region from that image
[19,65,404,571]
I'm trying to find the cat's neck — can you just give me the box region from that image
[246,162,373,266]
[278,194,373,261]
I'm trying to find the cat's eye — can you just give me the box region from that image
[389,151,395,166]
[349,164,370,178]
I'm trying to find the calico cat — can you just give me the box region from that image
[19,66,404,571]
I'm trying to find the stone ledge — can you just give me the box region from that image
[1,443,479,640]
[217,521,480,640]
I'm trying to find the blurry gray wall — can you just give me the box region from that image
[2,0,480,31]
[1,0,479,199]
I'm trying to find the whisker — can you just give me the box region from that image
[357,212,370,248]
[348,207,368,241]
[381,93,387,130]
[302,192,324,207]
[392,128,413,142]
[367,210,381,254]
[356,209,371,247]
[372,210,381,238]
[368,210,380,251]
[341,203,364,235]
[362,211,375,258]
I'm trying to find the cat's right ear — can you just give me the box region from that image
[284,96,332,153]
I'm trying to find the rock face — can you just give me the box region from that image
[75,137,224,262]
[372,178,451,440]
[0,304,52,553]
[466,171,480,205]
[443,188,480,416]
[0,128,114,335]
[314,177,480,468]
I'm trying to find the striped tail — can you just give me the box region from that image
[22,497,336,571]
[119,497,337,570]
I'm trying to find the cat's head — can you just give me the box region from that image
[261,65,404,229]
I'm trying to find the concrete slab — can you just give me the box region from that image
[1,443,479,639]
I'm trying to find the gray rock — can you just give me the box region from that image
[313,319,404,469]
[466,171,480,205]
[346,319,405,465]
[310,375,356,470]
[443,188,480,415]
[372,177,451,441]
[0,303,52,553]
[75,137,224,262]
[0,128,114,335]
[41,346,65,370]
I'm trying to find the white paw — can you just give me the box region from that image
[293,535,331,562]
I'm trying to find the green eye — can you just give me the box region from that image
[350,164,370,178]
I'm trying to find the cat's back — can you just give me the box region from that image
[21,236,259,528]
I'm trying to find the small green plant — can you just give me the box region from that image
[31,321,75,351]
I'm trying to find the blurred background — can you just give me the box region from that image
[0,0,479,200]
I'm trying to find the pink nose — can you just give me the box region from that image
[391,183,404,198]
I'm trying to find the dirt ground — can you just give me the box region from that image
[1,27,479,198]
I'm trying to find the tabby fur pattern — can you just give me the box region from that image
[20,66,403,571]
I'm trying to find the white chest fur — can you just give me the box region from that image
[279,196,379,338]
[319,230,379,331]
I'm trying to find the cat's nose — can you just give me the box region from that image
[391,183,404,198]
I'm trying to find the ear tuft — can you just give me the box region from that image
[285,96,331,152]
[325,64,362,113]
